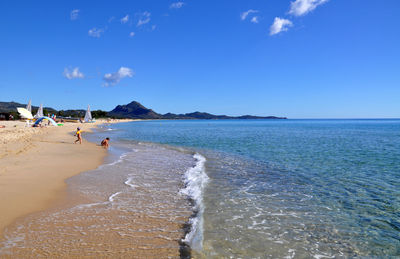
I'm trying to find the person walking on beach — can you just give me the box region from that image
[101,137,110,148]
[74,127,82,144]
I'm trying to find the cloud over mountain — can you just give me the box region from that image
[103,67,134,86]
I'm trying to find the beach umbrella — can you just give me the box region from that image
[84,105,92,122]
[26,100,32,113]
[17,107,33,119]
[34,104,44,119]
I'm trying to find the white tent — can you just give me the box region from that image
[34,104,44,119]
[26,100,32,113]
[84,105,92,122]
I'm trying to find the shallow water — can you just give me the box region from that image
[105,119,400,258]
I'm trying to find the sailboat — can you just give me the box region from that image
[84,105,93,123]
[34,104,44,119]
[26,100,32,113]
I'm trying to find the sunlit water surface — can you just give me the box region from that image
[104,119,400,258]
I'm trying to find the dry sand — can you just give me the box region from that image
[0,120,109,235]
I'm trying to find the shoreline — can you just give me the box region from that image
[0,120,197,258]
[0,119,132,236]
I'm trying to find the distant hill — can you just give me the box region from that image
[0,101,57,114]
[108,101,163,119]
[108,101,287,120]
[0,102,94,118]
[1,100,287,120]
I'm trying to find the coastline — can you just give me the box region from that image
[0,119,197,258]
[0,120,130,237]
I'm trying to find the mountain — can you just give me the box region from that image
[0,101,57,114]
[108,101,163,119]
[1,100,287,120]
[108,101,287,120]
[0,101,95,119]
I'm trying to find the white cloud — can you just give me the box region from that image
[121,15,129,24]
[88,27,104,38]
[151,25,157,31]
[63,67,84,79]
[251,16,259,24]
[289,0,328,16]
[137,11,151,27]
[70,9,79,20]
[170,2,185,9]
[103,67,134,86]
[240,9,258,21]
[129,32,135,37]
[270,17,293,35]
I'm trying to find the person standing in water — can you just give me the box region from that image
[101,137,110,148]
[74,127,82,144]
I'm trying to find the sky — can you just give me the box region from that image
[0,0,399,118]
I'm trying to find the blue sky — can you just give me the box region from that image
[0,0,399,118]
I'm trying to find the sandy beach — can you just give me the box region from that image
[0,119,191,258]
[0,120,110,235]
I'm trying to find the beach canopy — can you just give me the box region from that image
[26,100,32,113]
[84,105,92,122]
[33,116,58,126]
[17,107,33,119]
[34,104,44,119]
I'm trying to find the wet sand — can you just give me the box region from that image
[0,120,108,235]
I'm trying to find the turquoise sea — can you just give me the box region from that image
[93,119,400,258]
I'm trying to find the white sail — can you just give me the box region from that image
[34,104,44,119]
[26,100,32,113]
[84,105,92,122]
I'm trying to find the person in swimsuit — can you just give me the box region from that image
[74,127,82,144]
[101,137,110,148]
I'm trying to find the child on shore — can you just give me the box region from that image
[74,127,82,144]
[101,137,110,148]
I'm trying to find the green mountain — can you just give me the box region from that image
[0,101,57,114]
[108,101,163,119]
[0,100,287,120]
[108,101,287,120]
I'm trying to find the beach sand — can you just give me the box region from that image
[0,120,107,235]
[0,119,188,258]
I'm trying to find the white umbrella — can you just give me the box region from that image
[17,107,33,119]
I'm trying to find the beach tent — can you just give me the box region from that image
[34,104,44,119]
[26,100,32,113]
[17,107,33,119]
[33,116,58,126]
[84,105,92,122]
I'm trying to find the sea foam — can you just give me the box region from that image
[180,153,209,250]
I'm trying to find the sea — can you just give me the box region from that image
[95,119,400,258]
[2,119,400,258]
